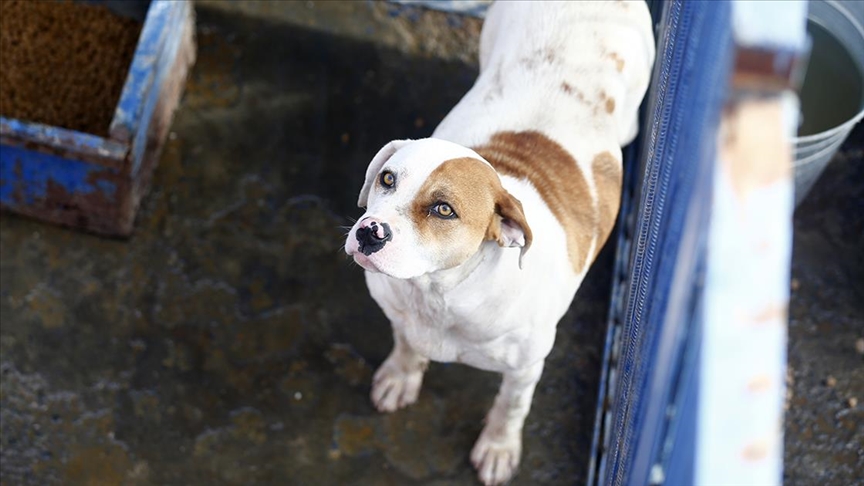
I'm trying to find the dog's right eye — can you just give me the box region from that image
[380,171,396,188]
[431,202,457,219]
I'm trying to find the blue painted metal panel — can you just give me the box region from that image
[110,0,172,145]
[588,134,643,486]
[389,0,491,18]
[0,146,118,206]
[128,1,191,176]
[590,1,734,484]
[660,308,700,486]
[0,118,128,166]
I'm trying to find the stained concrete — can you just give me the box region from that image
[0,4,604,485]
[783,123,864,486]
[1,2,862,485]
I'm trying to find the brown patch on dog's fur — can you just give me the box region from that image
[561,81,587,103]
[521,48,561,70]
[608,52,625,72]
[597,90,616,115]
[474,131,599,273]
[485,62,505,103]
[411,157,531,268]
[591,151,622,255]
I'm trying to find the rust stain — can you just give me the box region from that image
[229,308,304,361]
[747,374,772,393]
[325,344,372,387]
[185,29,240,109]
[719,100,792,201]
[7,149,131,236]
[334,415,378,456]
[62,445,131,486]
[248,278,275,313]
[752,302,787,325]
[742,439,770,462]
[230,408,267,445]
[24,285,67,329]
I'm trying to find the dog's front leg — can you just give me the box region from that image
[471,360,544,485]
[371,329,429,413]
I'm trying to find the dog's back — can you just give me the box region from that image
[435,0,655,152]
[433,0,655,274]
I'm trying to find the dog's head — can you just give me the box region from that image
[345,138,532,279]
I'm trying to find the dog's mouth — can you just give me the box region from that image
[352,252,381,273]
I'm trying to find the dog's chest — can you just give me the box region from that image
[396,283,529,371]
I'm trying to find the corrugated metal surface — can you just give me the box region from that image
[591,1,807,484]
[590,1,734,484]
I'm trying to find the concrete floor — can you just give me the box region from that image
[0,4,603,485]
[784,123,864,486]
[0,2,861,485]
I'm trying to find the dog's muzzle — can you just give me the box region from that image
[356,220,393,255]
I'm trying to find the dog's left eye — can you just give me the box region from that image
[432,203,457,219]
[380,171,396,188]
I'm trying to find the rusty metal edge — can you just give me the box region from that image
[0,118,129,170]
[122,3,197,236]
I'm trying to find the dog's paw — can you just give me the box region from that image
[470,427,522,486]
[370,362,423,413]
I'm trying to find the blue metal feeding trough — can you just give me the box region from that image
[0,0,195,236]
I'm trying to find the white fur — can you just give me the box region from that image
[345,2,655,484]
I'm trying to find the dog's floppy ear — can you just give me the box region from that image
[357,139,412,208]
[486,190,533,269]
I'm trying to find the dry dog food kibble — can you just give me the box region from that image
[0,1,142,137]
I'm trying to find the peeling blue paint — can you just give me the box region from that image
[0,118,128,163]
[388,0,491,18]
[0,145,118,206]
[128,1,189,176]
[110,1,172,146]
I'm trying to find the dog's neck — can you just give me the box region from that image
[408,241,502,294]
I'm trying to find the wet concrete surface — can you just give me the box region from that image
[0,2,861,485]
[1,4,604,485]
[784,123,864,486]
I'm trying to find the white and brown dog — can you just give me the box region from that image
[345,1,654,484]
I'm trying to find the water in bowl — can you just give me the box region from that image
[797,20,864,137]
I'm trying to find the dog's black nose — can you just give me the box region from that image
[356,221,392,255]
